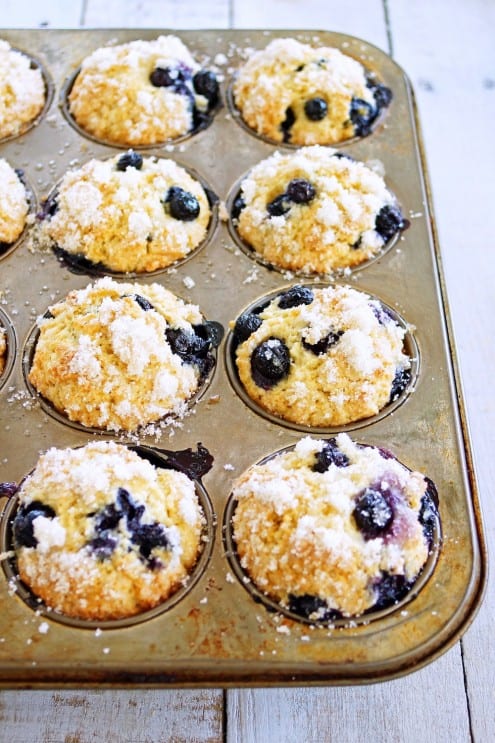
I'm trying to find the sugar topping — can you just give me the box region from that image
[0,158,29,244]
[0,40,45,140]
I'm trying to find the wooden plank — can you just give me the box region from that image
[0,0,83,27]
[83,0,230,28]
[0,689,224,742]
[388,1,495,741]
[228,647,470,743]
[232,0,389,52]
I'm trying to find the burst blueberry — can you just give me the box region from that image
[302,328,343,355]
[353,487,394,539]
[250,337,290,389]
[349,97,376,136]
[312,438,349,472]
[231,194,246,221]
[304,97,328,121]
[375,204,409,241]
[13,501,56,549]
[419,478,439,547]
[267,193,291,217]
[165,186,200,221]
[370,571,412,611]
[149,66,176,87]
[288,593,341,621]
[389,367,411,402]
[280,106,295,142]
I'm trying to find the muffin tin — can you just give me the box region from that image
[0,28,486,687]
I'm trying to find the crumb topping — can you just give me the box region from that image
[0,158,29,244]
[232,434,434,618]
[13,441,203,620]
[235,146,403,274]
[28,277,211,432]
[0,39,45,140]
[41,154,211,273]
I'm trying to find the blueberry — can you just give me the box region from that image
[280,106,295,142]
[302,329,343,355]
[166,327,209,362]
[372,84,393,109]
[371,301,395,326]
[231,194,246,221]
[40,193,59,219]
[267,194,291,217]
[149,66,176,87]
[288,593,341,622]
[88,532,118,561]
[150,65,191,89]
[286,179,316,204]
[233,311,263,343]
[94,503,122,533]
[278,285,314,309]
[116,151,143,171]
[304,97,328,121]
[353,488,394,539]
[193,321,224,349]
[370,571,412,611]
[165,186,200,221]
[250,337,290,389]
[173,82,195,102]
[312,438,349,472]
[124,293,154,312]
[131,522,169,562]
[349,97,376,136]
[389,367,411,402]
[419,478,439,547]
[375,204,409,241]
[13,501,56,549]
[117,487,145,528]
[192,70,219,107]
[0,482,18,497]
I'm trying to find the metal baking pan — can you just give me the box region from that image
[0,28,486,687]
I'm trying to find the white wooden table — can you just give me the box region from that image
[1,1,493,740]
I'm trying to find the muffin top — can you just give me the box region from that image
[11,441,204,621]
[0,158,30,247]
[40,152,212,273]
[231,434,439,620]
[28,277,221,432]
[0,39,46,140]
[233,146,408,274]
[232,284,411,427]
[233,38,391,146]
[68,35,220,146]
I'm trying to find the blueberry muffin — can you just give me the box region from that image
[28,277,222,432]
[40,152,212,273]
[233,38,391,146]
[233,146,408,274]
[68,35,220,146]
[0,39,46,140]
[10,441,205,621]
[232,284,411,427]
[231,434,439,621]
[0,158,29,250]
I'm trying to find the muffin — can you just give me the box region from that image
[0,39,46,140]
[28,277,223,432]
[68,35,220,146]
[0,159,30,250]
[40,152,212,273]
[232,38,392,146]
[230,434,440,621]
[231,284,412,427]
[10,441,205,621]
[232,146,408,274]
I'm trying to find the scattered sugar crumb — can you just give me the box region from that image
[225,571,235,583]
[38,622,49,634]
[183,275,195,289]
[276,625,290,635]
[223,463,235,471]
[102,647,110,654]
[199,597,208,604]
